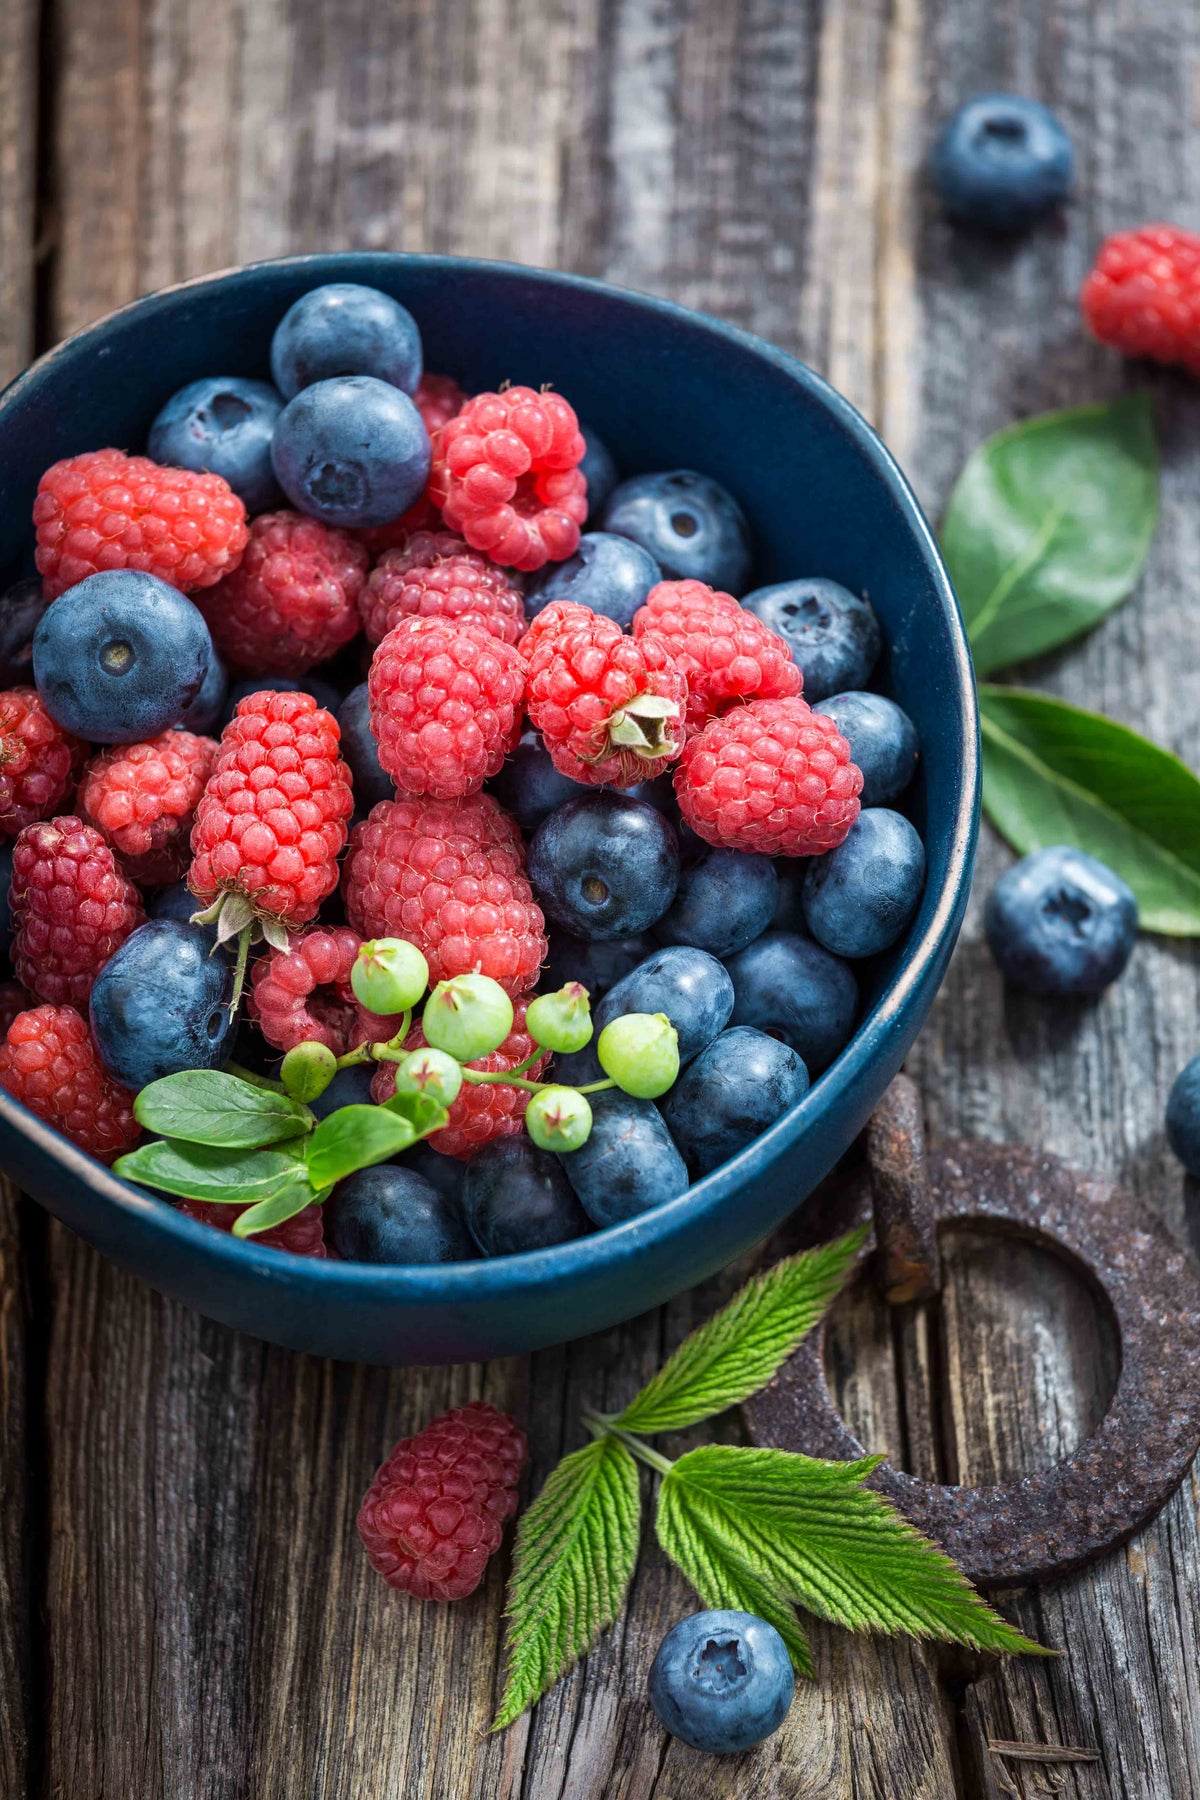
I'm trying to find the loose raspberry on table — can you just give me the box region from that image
[0,1003,139,1161]
[1081,225,1200,373]
[175,1197,329,1257]
[633,580,802,733]
[249,925,394,1054]
[358,1400,527,1600]
[675,696,862,857]
[525,606,687,787]
[33,448,249,601]
[197,510,368,674]
[343,793,545,998]
[429,386,587,572]
[359,532,525,647]
[373,999,549,1159]
[0,687,83,838]
[0,982,35,1039]
[367,616,525,799]
[11,816,145,1009]
[78,729,218,887]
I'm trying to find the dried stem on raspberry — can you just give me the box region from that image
[604,693,681,763]
[189,890,295,1013]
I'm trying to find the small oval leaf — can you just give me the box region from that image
[305,1104,425,1189]
[115,1139,309,1203]
[231,1180,321,1238]
[133,1070,312,1148]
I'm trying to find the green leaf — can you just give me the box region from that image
[232,1180,325,1238]
[492,1434,641,1731]
[614,1229,865,1435]
[305,1103,427,1189]
[114,1138,309,1204]
[656,1446,1047,1664]
[943,396,1158,675]
[133,1070,313,1148]
[379,1087,449,1139]
[979,686,1200,935]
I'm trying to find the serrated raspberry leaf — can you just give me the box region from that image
[133,1070,314,1148]
[656,1446,1048,1661]
[613,1229,866,1435]
[114,1138,310,1205]
[304,1103,434,1189]
[230,1179,324,1238]
[492,1434,641,1732]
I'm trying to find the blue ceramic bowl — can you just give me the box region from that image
[0,255,978,1365]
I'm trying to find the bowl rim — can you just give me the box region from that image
[0,250,979,1301]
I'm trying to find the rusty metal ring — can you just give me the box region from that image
[746,1131,1200,1586]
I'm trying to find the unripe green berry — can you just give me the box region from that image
[422,973,514,1063]
[280,1040,337,1103]
[351,937,429,1015]
[597,1011,680,1099]
[525,982,593,1054]
[393,1047,464,1107]
[526,1085,593,1152]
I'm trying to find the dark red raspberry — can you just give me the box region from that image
[0,1003,139,1161]
[367,617,525,799]
[1082,225,1200,373]
[633,580,802,733]
[372,999,549,1159]
[11,816,145,1009]
[358,1400,526,1600]
[414,372,467,435]
[675,697,862,857]
[525,606,687,787]
[360,532,525,647]
[175,1198,329,1257]
[33,448,248,600]
[78,729,218,886]
[343,794,544,998]
[429,386,587,572]
[249,925,394,1054]
[197,510,368,674]
[0,982,34,1039]
[0,688,84,838]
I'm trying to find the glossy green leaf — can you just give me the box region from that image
[979,686,1200,934]
[231,1180,326,1238]
[943,396,1158,675]
[133,1070,313,1148]
[114,1138,308,1204]
[378,1087,449,1139]
[305,1103,426,1189]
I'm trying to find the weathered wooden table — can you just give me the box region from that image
[2,1,1200,1794]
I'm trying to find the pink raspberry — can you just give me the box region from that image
[78,729,218,886]
[248,925,394,1054]
[11,816,146,1009]
[0,1003,139,1161]
[525,606,687,787]
[372,999,549,1159]
[516,599,593,663]
[0,688,84,838]
[1082,224,1200,373]
[367,616,525,799]
[176,1198,329,1257]
[429,387,587,572]
[197,510,368,674]
[359,532,525,647]
[633,580,802,732]
[414,373,467,435]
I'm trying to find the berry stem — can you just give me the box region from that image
[461,1071,547,1094]
[337,1010,412,1070]
[225,1061,285,1093]
[580,1408,675,1477]
[229,925,252,1013]
[574,1078,617,1096]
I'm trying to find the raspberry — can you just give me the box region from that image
[0,688,83,838]
[11,816,145,1009]
[78,729,218,886]
[429,386,587,572]
[1081,225,1200,373]
[349,377,466,558]
[188,690,353,955]
[515,599,592,663]
[197,510,368,674]
[415,372,467,435]
[0,1004,139,1161]
[175,1198,329,1257]
[343,794,545,998]
[675,697,862,857]
[33,449,248,601]
[525,606,687,787]
[360,532,525,647]
[248,925,393,1054]
[633,580,802,733]
[368,617,525,799]
[0,982,34,1039]
[358,1401,527,1600]
[372,999,549,1159]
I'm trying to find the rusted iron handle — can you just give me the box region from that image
[865,1074,940,1304]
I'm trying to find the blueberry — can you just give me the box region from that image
[601,470,752,594]
[528,792,680,940]
[148,881,208,934]
[0,843,12,960]
[487,728,585,832]
[177,650,228,734]
[648,1610,794,1755]
[741,578,880,702]
[270,283,422,399]
[770,862,806,932]
[984,846,1137,998]
[725,930,858,1075]
[660,1026,809,1176]
[933,94,1073,233]
[542,930,656,999]
[89,919,236,1087]
[624,770,680,822]
[33,570,214,743]
[461,1135,592,1256]
[271,376,430,530]
[595,945,734,1064]
[558,1089,689,1227]
[0,577,48,687]
[307,1061,375,1120]
[337,683,394,811]
[655,847,778,960]
[524,532,662,631]
[801,809,926,958]
[326,1163,475,1264]
[578,419,619,520]
[222,672,342,728]
[814,691,918,807]
[1167,1056,1200,1179]
[398,1138,467,1204]
[147,376,285,514]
